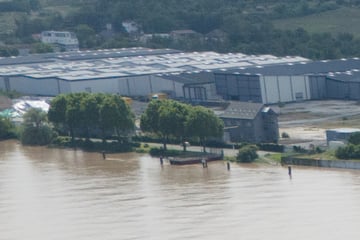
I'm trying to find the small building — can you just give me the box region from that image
[326,128,360,145]
[40,31,79,51]
[170,30,202,41]
[219,101,279,143]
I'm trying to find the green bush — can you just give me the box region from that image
[0,117,16,139]
[335,144,360,159]
[236,145,258,163]
[257,143,284,152]
[281,132,290,138]
[20,125,54,145]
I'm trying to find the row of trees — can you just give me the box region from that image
[48,93,134,143]
[140,99,224,152]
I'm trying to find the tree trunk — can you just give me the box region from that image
[101,127,106,144]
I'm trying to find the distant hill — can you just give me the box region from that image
[1,0,360,59]
[273,7,360,38]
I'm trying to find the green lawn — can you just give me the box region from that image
[273,7,360,37]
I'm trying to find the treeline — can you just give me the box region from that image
[48,93,135,143]
[335,132,360,159]
[140,99,224,152]
[0,0,40,12]
[0,94,225,154]
[3,0,360,59]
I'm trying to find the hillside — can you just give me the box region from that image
[273,7,360,38]
[1,0,360,59]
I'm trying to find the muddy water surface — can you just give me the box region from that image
[1,140,360,240]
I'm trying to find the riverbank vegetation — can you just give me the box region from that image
[1,93,226,156]
[140,99,224,152]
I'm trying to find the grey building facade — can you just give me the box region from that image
[215,58,360,104]
[219,101,279,143]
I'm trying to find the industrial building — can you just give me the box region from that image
[215,58,360,104]
[1,47,360,105]
[0,48,309,100]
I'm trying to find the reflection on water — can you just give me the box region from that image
[1,140,360,240]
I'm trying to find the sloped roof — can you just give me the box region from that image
[219,101,263,120]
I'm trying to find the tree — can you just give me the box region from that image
[20,108,54,145]
[348,132,360,145]
[98,94,134,143]
[186,106,223,152]
[236,145,258,163]
[159,101,190,151]
[49,93,135,144]
[80,93,100,141]
[140,99,166,148]
[30,43,54,54]
[0,116,15,139]
[48,94,67,131]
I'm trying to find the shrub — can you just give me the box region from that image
[20,125,54,145]
[236,145,258,163]
[257,143,284,152]
[281,132,290,138]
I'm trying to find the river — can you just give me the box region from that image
[1,140,360,240]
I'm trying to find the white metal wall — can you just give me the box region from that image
[67,75,185,97]
[260,75,310,104]
[9,76,59,96]
[69,78,120,94]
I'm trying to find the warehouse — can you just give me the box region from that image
[214,58,360,104]
[0,48,309,100]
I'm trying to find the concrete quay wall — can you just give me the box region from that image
[281,157,360,170]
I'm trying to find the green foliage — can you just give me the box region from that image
[30,42,54,54]
[348,132,360,145]
[140,100,223,151]
[293,145,307,153]
[257,143,284,152]
[335,144,360,159]
[48,93,135,143]
[20,125,54,145]
[1,0,360,59]
[0,116,16,139]
[0,46,19,57]
[236,145,259,163]
[20,108,54,145]
[0,90,22,99]
[281,132,290,138]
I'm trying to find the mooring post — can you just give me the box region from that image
[227,162,230,171]
[288,165,292,177]
[202,158,207,168]
[102,151,106,160]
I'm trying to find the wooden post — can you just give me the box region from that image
[288,166,292,177]
[202,158,207,168]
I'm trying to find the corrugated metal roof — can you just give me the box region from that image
[216,58,360,78]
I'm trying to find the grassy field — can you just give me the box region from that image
[273,7,360,37]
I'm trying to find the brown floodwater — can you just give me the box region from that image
[1,140,360,240]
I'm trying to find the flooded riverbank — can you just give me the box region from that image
[1,140,360,240]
